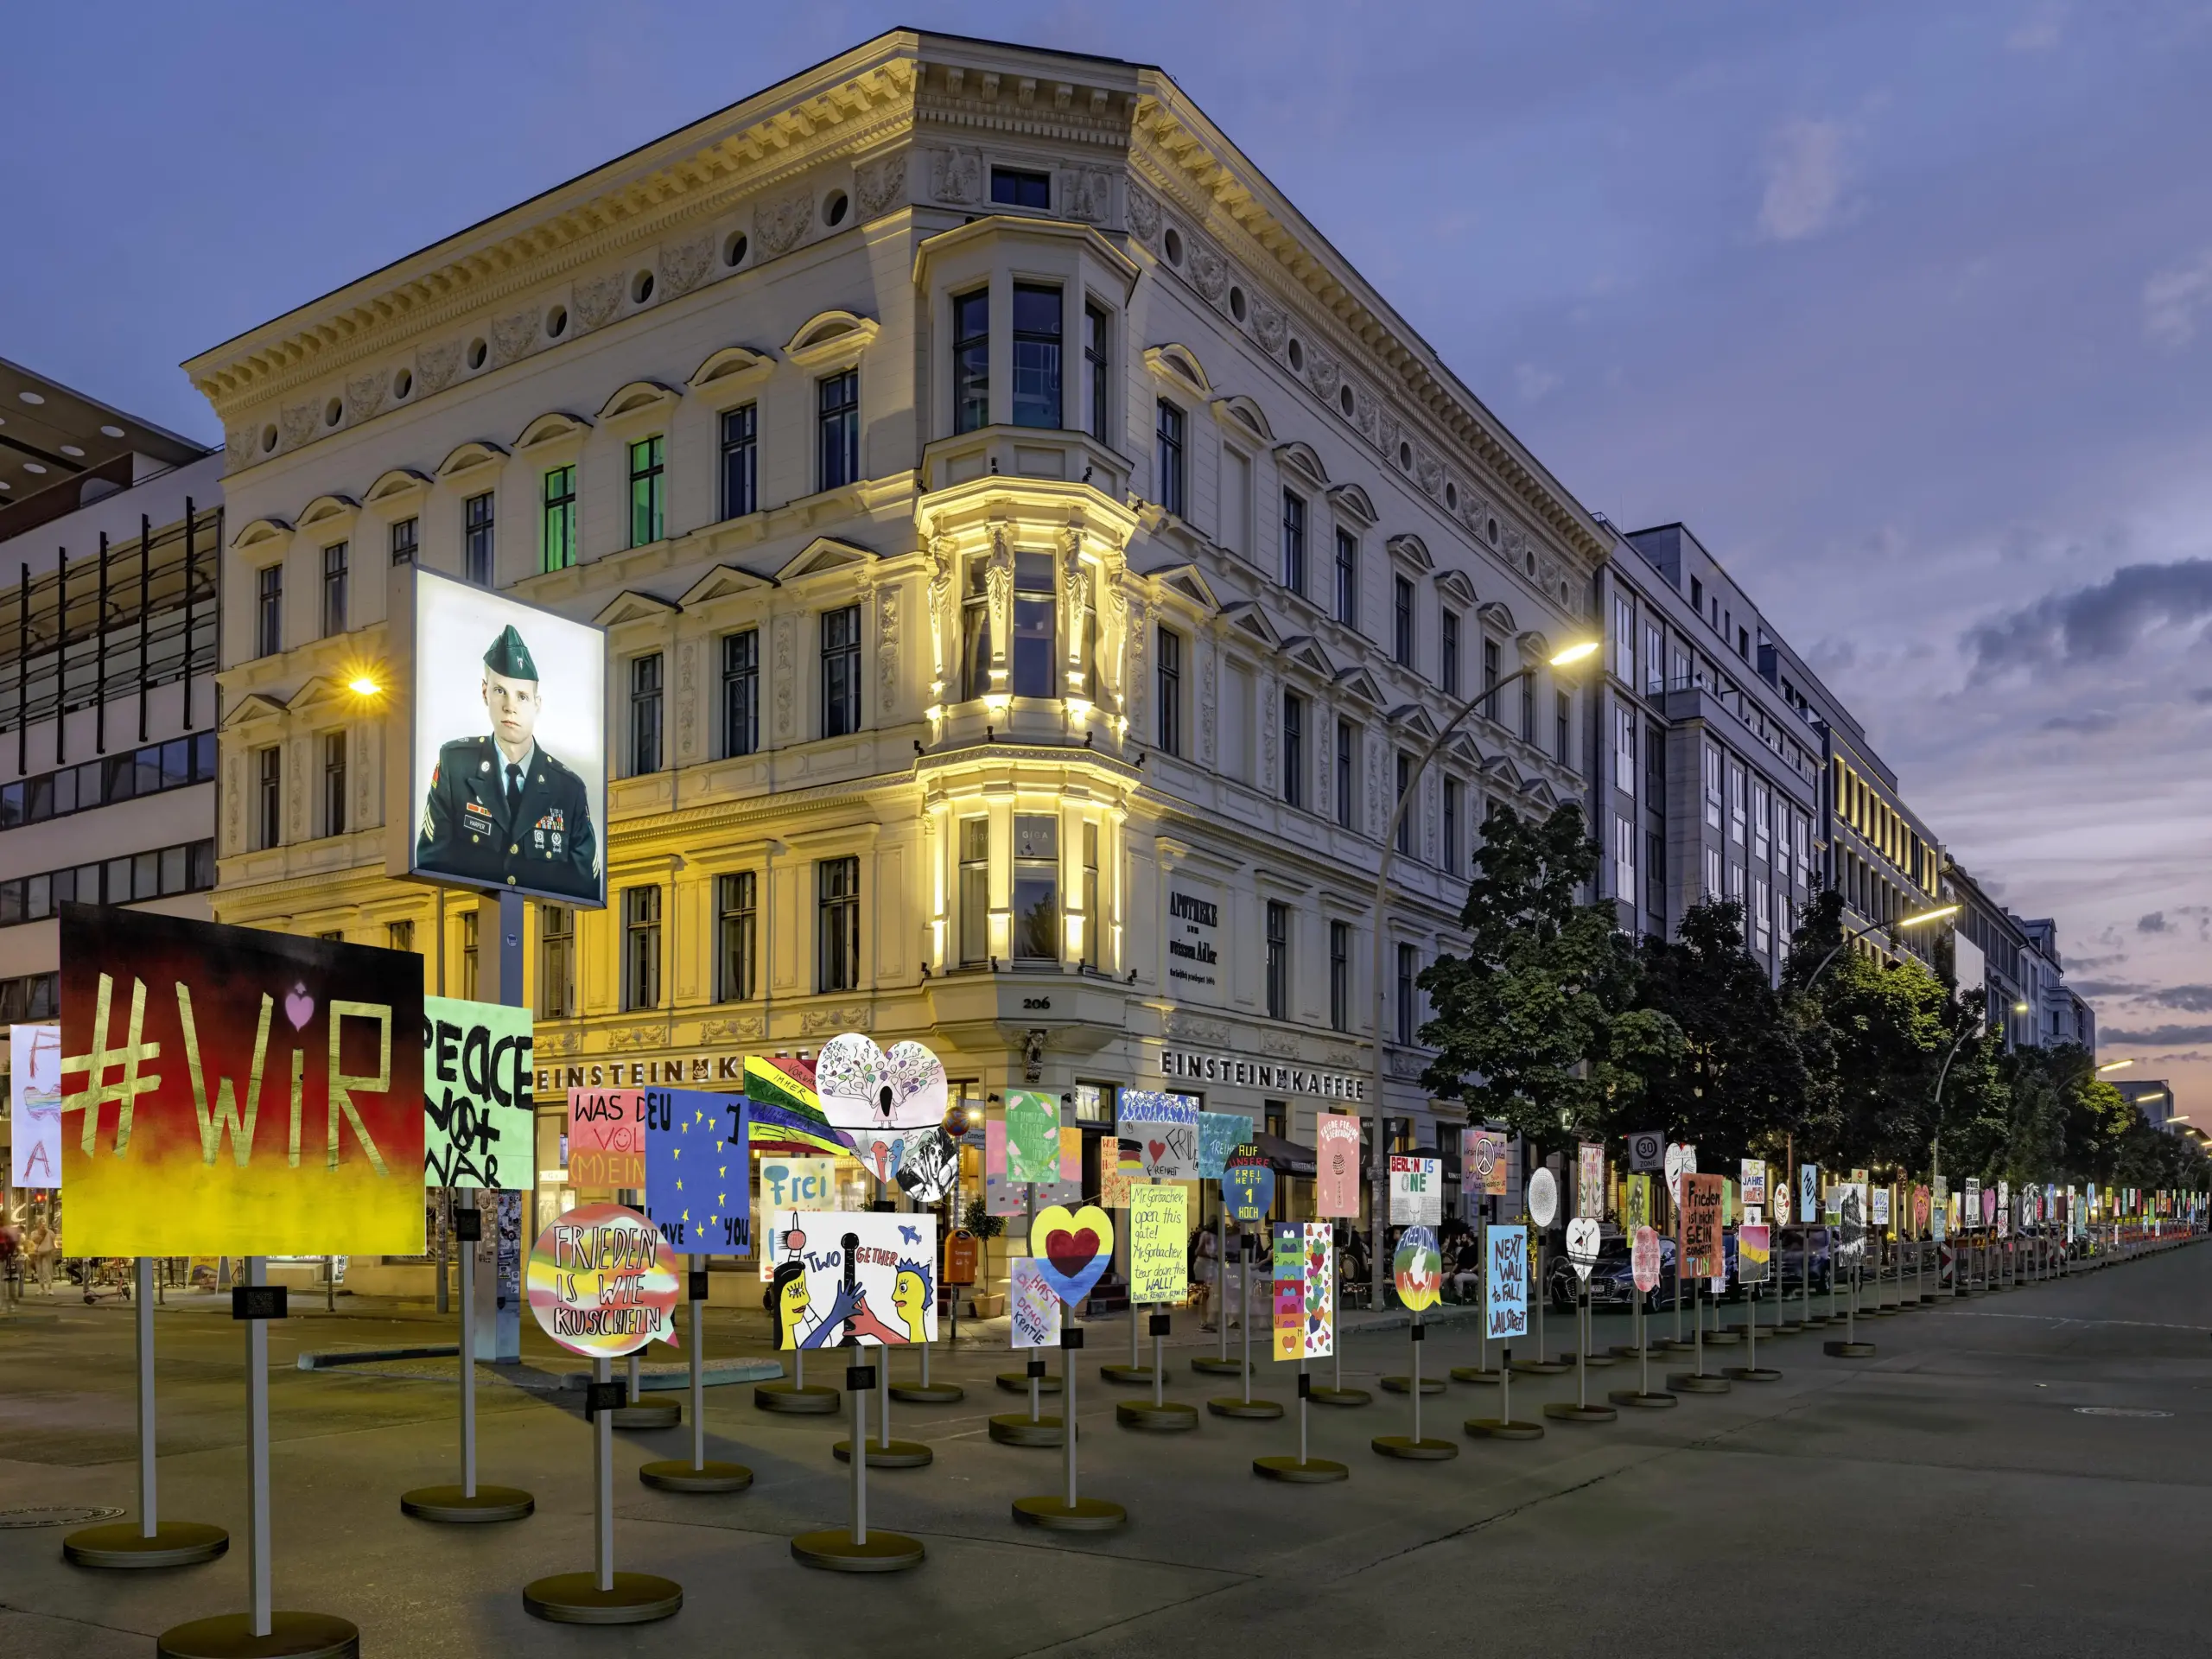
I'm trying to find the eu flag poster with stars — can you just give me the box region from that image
[642,1088,749,1255]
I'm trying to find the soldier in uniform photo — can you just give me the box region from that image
[416,624,600,899]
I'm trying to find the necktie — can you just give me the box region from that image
[505,763,523,816]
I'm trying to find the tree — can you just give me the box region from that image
[1419,804,1682,1148]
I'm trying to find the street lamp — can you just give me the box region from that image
[1365,636,1598,1308]
[2096,1058,2134,1073]
[1800,901,1960,991]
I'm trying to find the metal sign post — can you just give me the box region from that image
[640,1269,753,1492]
[1014,1324,1126,1528]
[525,1358,683,1619]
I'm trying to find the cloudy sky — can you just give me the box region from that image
[7,2,2208,1103]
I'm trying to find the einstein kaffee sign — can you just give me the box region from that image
[1159,1046,1369,1103]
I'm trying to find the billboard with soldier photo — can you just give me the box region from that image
[401,569,606,907]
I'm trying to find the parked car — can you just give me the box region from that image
[1545,1226,1679,1310]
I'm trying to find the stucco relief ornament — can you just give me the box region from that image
[574,275,624,333]
[677,641,698,753]
[1414,452,1444,496]
[1058,168,1111,223]
[877,589,899,711]
[1200,647,1217,760]
[1061,537,1090,670]
[1306,350,1342,400]
[855,152,905,219]
[1127,188,1161,244]
[1125,598,1149,724]
[985,530,1013,670]
[1190,245,1229,304]
[416,340,463,394]
[931,147,983,205]
[491,308,537,368]
[225,427,257,469]
[344,372,386,424]
[1317,722,1332,813]
[279,404,316,450]
[925,537,953,690]
[1354,391,1378,441]
[772,616,797,736]
[1262,676,1278,779]
[1251,296,1287,354]
[756,184,811,256]
[659,232,713,296]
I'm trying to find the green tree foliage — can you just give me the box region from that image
[1419,804,1682,1145]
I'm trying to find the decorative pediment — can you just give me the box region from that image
[1386,532,1433,572]
[1142,343,1212,394]
[596,380,680,423]
[1435,569,1478,607]
[365,468,431,508]
[1448,734,1484,770]
[1477,600,1516,634]
[1217,600,1281,650]
[783,309,880,368]
[1278,633,1337,677]
[687,345,776,391]
[592,590,682,627]
[287,675,356,715]
[1334,666,1385,708]
[1272,440,1327,487]
[1204,396,1272,444]
[1325,483,1376,527]
[1388,703,1440,741]
[219,691,288,728]
[296,495,359,532]
[776,536,875,582]
[677,563,779,607]
[1482,753,1523,787]
[1138,559,1219,613]
[435,440,509,479]
[1516,629,1553,663]
[515,410,593,449]
[1523,778,1558,811]
[231,516,293,553]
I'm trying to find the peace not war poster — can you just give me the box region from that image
[59,906,425,1255]
[423,996,532,1190]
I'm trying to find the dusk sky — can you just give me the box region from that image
[8,3,2208,1104]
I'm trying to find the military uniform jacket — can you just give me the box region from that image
[416,736,599,900]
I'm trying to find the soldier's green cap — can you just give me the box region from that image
[482,624,537,682]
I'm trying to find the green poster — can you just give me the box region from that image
[1004,1089,1061,1184]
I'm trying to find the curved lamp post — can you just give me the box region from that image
[1365,638,1598,1312]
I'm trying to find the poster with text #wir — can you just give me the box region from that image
[568,1087,645,1188]
[422,997,533,1191]
[60,907,423,1256]
[1129,1182,1189,1306]
[769,1211,938,1349]
[526,1203,677,1358]
[1484,1224,1529,1342]
[1004,1090,1061,1184]
[10,1023,60,1187]
[1389,1154,1442,1225]
[642,1088,747,1255]
[1009,1256,1061,1349]
[1117,1090,1200,1179]
[1316,1112,1361,1217]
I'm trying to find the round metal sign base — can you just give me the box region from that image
[397,1484,535,1524]
[1542,1402,1618,1424]
[790,1529,925,1573]
[995,1371,1064,1395]
[1013,1495,1127,1529]
[523,1572,683,1624]
[1370,1435,1458,1460]
[1822,1340,1877,1358]
[1798,1314,1831,1328]
[1666,1371,1732,1394]
[1254,1455,1349,1483]
[63,1520,229,1569]
[638,1460,752,1494]
[1703,1330,1742,1347]
[1576,1351,1620,1368]
[1608,1344,1662,1360]
[1206,1396,1285,1420]
[890,1383,965,1405]
[1448,1366,1503,1385]
[1116,1400,1198,1432]
[1771,1320,1805,1334]
[988,1413,1065,1446]
[1724,1366,1783,1383]
[1464,1417,1545,1440]
[1509,1357,1570,1376]
[156,1611,360,1657]
[1607,1389,1679,1409]
[1097,1363,1156,1386]
[832,1438,933,1469]
[1190,1355,1247,1376]
[1379,1375,1446,1395]
[1308,1386,1373,1408]
[754,1382,841,1414]
[1660,1337,1700,1354]
[611,1401,680,1431]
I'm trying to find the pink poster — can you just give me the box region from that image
[1316,1113,1361,1217]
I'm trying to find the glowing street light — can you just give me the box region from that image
[1546,639,1600,667]
[1897,904,1960,929]
[2096,1058,2135,1073]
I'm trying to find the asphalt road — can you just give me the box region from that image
[1,1242,2205,1657]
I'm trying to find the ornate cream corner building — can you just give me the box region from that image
[184,30,1604,1174]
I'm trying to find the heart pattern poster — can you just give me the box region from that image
[1273,1221,1332,1359]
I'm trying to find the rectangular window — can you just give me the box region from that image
[1704,845,1722,899]
[541,467,577,572]
[958,817,989,967]
[1645,623,1664,694]
[1012,551,1056,698]
[719,404,758,520]
[1613,594,1635,682]
[1155,626,1181,755]
[1395,751,1414,855]
[952,289,990,435]
[1393,575,1414,668]
[1082,820,1100,968]
[1614,702,1636,798]
[628,652,663,775]
[961,559,993,700]
[1265,901,1290,1021]
[820,604,861,737]
[990,167,1051,209]
[1335,531,1359,628]
[716,871,758,1001]
[1395,943,1419,1046]
[1279,491,1306,595]
[1557,690,1573,766]
[1614,812,1635,903]
[1155,401,1186,518]
[460,908,480,1001]
[721,629,759,758]
[390,516,417,566]
[1281,690,1304,807]
[1727,861,1745,905]
[1752,781,1772,861]
[1329,919,1351,1032]
[1754,876,1773,953]
[1645,830,1665,919]
[1083,302,1109,441]
[1521,675,1535,743]
[628,435,665,547]
[1013,814,1059,962]
[817,370,860,491]
[463,492,494,586]
[1443,779,1461,875]
[321,543,348,637]
[817,856,861,992]
[538,904,574,1018]
[1441,610,1460,696]
[1011,283,1062,429]
[1729,762,1746,844]
[621,886,662,1011]
[256,745,281,849]
[1483,636,1500,701]
[1703,743,1724,829]
[321,730,347,837]
[1335,721,1354,830]
[256,564,283,657]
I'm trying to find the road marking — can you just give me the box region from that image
[2072,1406,2171,1418]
